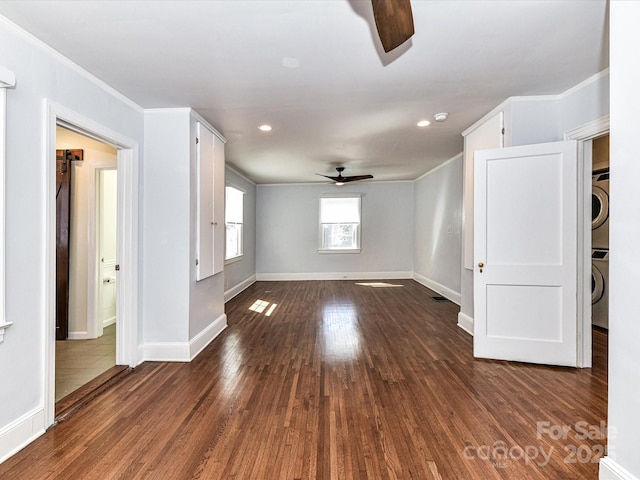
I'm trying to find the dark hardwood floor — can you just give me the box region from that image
[0,280,607,479]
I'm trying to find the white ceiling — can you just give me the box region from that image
[0,1,608,184]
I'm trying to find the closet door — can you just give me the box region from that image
[196,123,215,280]
[196,122,224,280]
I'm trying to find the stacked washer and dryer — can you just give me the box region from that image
[592,135,609,329]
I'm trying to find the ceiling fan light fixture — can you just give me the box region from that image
[258,124,272,132]
[417,120,431,127]
[434,112,449,122]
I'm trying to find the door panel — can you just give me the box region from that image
[474,140,578,366]
[55,150,71,340]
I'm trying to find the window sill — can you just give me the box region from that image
[318,249,361,254]
[225,255,243,266]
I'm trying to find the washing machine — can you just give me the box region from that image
[592,169,609,249]
[592,248,609,329]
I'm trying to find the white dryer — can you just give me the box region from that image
[592,248,609,329]
[592,169,609,249]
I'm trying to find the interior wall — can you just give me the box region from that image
[603,3,640,478]
[224,167,256,299]
[0,16,143,461]
[56,126,117,338]
[413,154,463,302]
[256,181,414,278]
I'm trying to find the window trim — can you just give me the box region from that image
[224,183,245,262]
[318,193,362,254]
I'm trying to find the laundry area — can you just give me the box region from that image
[592,134,609,330]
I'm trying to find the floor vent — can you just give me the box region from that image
[431,296,450,302]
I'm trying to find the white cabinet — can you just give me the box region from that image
[196,122,225,280]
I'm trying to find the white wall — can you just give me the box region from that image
[56,127,117,338]
[600,3,640,479]
[224,167,256,300]
[141,109,227,355]
[256,182,414,279]
[413,155,463,303]
[0,16,143,461]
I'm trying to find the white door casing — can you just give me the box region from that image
[473,140,578,366]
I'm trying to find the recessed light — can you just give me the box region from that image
[417,120,431,127]
[258,124,272,132]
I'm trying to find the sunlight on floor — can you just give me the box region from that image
[249,299,278,317]
[355,282,404,288]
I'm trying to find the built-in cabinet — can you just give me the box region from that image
[196,122,225,280]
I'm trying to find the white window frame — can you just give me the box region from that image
[225,184,245,263]
[0,66,16,343]
[318,193,362,254]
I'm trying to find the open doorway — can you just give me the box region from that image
[54,126,123,405]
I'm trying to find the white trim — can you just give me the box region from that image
[414,153,463,182]
[412,273,461,305]
[599,457,640,480]
[225,274,257,302]
[564,115,609,369]
[67,331,91,340]
[0,16,141,112]
[189,314,227,360]
[256,271,413,281]
[0,66,16,88]
[0,322,12,344]
[189,109,227,143]
[457,312,474,336]
[0,408,45,464]
[103,316,116,328]
[226,164,256,185]
[224,255,243,266]
[565,115,610,141]
[44,100,140,429]
[0,87,6,333]
[140,314,227,362]
[560,68,610,100]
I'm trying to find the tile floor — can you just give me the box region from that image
[55,324,116,401]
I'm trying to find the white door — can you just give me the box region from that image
[474,140,578,366]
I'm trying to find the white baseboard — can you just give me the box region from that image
[256,271,413,281]
[67,331,91,340]
[457,312,474,336]
[103,316,116,328]
[0,408,45,464]
[412,273,461,305]
[140,313,227,362]
[189,314,227,360]
[600,457,640,480]
[225,275,256,302]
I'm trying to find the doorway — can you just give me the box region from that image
[54,126,119,403]
[45,100,139,427]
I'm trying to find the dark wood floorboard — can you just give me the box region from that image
[0,280,608,479]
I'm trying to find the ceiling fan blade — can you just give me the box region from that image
[316,173,341,181]
[343,175,374,182]
[371,0,414,53]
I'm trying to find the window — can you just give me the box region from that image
[319,195,361,252]
[225,185,244,260]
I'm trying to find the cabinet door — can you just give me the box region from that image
[196,122,225,280]
[212,133,225,275]
[196,123,215,280]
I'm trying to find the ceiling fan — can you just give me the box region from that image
[371,0,415,52]
[317,167,374,185]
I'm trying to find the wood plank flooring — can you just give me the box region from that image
[0,280,608,479]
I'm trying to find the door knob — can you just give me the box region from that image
[478,262,484,273]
